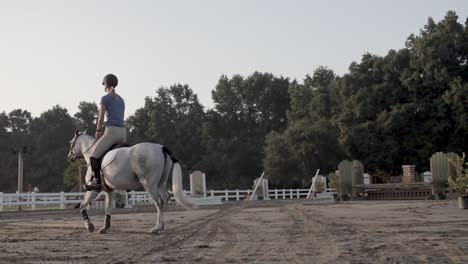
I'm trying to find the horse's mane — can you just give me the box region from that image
[79,133,96,142]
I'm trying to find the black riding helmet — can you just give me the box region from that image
[102,74,118,87]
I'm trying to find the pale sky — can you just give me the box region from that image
[0,0,467,119]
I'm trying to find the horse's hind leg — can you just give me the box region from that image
[149,197,164,234]
[98,191,113,234]
[134,146,167,234]
[80,191,98,232]
[148,155,172,234]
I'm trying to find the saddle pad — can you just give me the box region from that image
[101,147,128,169]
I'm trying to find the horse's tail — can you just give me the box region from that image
[163,147,198,210]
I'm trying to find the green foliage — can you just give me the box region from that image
[200,73,291,188]
[264,131,301,187]
[448,153,468,196]
[314,179,325,193]
[0,106,75,192]
[74,101,98,133]
[128,84,206,169]
[63,162,81,191]
[114,191,126,203]
[328,172,340,192]
[264,67,345,188]
[28,105,76,191]
[334,11,468,176]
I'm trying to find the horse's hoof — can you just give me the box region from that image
[149,228,162,234]
[86,222,95,233]
[98,228,109,234]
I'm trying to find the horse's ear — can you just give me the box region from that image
[83,129,87,135]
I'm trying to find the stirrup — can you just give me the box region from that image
[83,183,102,191]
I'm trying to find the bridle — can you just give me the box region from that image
[68,133,97,161]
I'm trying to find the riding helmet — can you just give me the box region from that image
[102,74,118,87]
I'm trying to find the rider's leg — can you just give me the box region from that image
[87,131,113,190]
[87,126,127,190]
[90,157,102,189]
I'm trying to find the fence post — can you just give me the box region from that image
[210,190,214,197]
[131,190,136,206]
[296,189,300,199]
[236,189,240,201]
[31,192,36,210]
[0,192,3,211]
[225,189,229,201]
[282,189,286,199]
[60,191,65,209]
[275,189,278,199]
[124,191,133,208]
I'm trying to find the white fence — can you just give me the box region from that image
[0,188,335,211]
[0,192,83,211]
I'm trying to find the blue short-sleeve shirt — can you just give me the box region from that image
[100,94,125,127]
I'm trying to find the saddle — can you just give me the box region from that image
[99,143,130,168]
[84,143,131,191]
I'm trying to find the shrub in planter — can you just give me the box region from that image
[114,191,126,208]
[433,179,447,200]
[329,172,351,201]
[448,153,468,209]
[314,180,325,193]
[329,172,340,192]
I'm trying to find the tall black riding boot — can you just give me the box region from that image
[89,157,102,190]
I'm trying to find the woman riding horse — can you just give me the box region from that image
[87,73,126,190]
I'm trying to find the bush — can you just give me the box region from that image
[448,153,468,196]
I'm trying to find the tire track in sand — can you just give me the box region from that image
[100,205,244,264]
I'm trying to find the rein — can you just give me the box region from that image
[69,134,97,161]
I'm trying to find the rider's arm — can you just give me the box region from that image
[95,104,106,139]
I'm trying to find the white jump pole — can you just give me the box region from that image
[306,169,320,199]
[250,172,265,201]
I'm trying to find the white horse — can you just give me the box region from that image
[67,130,196,234]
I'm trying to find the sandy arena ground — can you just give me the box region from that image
[0,199,467,264]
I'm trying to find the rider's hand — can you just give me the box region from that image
[95,130,103,139]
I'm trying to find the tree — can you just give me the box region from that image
[126,97,154,144]
[401,11,467,159]
[7,109,32,134]
[63,162,84,191]
[332,11,467,178]
[128,84,206,176]
[0,109,34,191]
[0,112,16,191]
[199,72,291,188]
[333,50,413,175]
[74,101,98,133]
[264,67,345,187]
[443,78,468,152]
[27,105,75,191]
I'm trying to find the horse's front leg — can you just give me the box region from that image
[80,191,98,232]
[98,191,113,234]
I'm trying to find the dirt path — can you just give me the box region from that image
[0,200,467,263]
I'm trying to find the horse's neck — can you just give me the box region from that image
[80,135,96,161]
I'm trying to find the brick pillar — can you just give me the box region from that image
[402,165,415,183]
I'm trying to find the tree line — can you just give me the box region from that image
[0,11,466,192]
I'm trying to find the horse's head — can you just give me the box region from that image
[68,129,85,162]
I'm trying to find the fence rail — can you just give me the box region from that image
[0,188,336,211]
[0,192,84,211]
